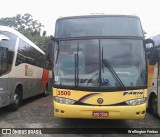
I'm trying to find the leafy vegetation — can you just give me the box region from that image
[0,13,49,50]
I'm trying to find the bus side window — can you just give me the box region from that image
[16,53,26,66]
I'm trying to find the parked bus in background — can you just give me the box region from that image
[49,15,154,119]
[147,34,160,117]
[0,25,51,111]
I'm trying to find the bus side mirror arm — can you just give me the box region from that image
[145,38,155,46]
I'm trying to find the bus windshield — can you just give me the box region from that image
[0,31,17,76]
[55,16,143,38]
[54,39,146,90]
[54,16,146,91]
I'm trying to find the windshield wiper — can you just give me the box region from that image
[101,47,125,90]
[74,43,79,87]
[102,58,126,90]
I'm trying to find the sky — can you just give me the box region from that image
[0,0,160,38]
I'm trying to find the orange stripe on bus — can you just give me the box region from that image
[41,69,49,90]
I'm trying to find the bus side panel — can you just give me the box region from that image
[8,64,45,100]
[0,77,11,107]
[158,75,160,116]
[147,62,158,109]
[157,63,160,116]
[40,69,49,92]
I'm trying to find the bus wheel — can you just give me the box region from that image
[7,90,20,111]
[149,96,158,116]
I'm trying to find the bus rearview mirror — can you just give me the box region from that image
[145,39,156,65]
[155,49,160,62]
[149,47,156,65]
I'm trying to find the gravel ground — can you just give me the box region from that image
[0,94,160,137]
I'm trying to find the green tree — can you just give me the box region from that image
[0,13,49,50]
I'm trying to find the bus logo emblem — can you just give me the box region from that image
[97,98,103,104]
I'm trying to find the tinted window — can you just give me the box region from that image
[55,16,143,38]
[16,39,46,68]
[0,31,17,76]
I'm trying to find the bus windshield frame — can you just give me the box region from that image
[53,15,146,92]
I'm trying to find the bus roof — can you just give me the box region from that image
[56,14,140,21]
[0,25,44,54]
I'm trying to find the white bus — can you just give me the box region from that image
[0,25,51,111]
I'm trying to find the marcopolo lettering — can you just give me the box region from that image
[123,91,143,96]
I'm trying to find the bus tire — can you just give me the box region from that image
[149,95,158,117]
[7,89,21,112]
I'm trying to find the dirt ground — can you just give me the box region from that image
[0,94,160,137]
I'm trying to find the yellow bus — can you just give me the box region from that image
[51,15,154,119]
[147,34,160,117]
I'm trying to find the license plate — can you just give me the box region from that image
[92,111,109,117]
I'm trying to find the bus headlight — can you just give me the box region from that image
[54,97,76,105]
[126,98,147,105]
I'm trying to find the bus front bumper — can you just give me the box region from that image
[53,102,147,119]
